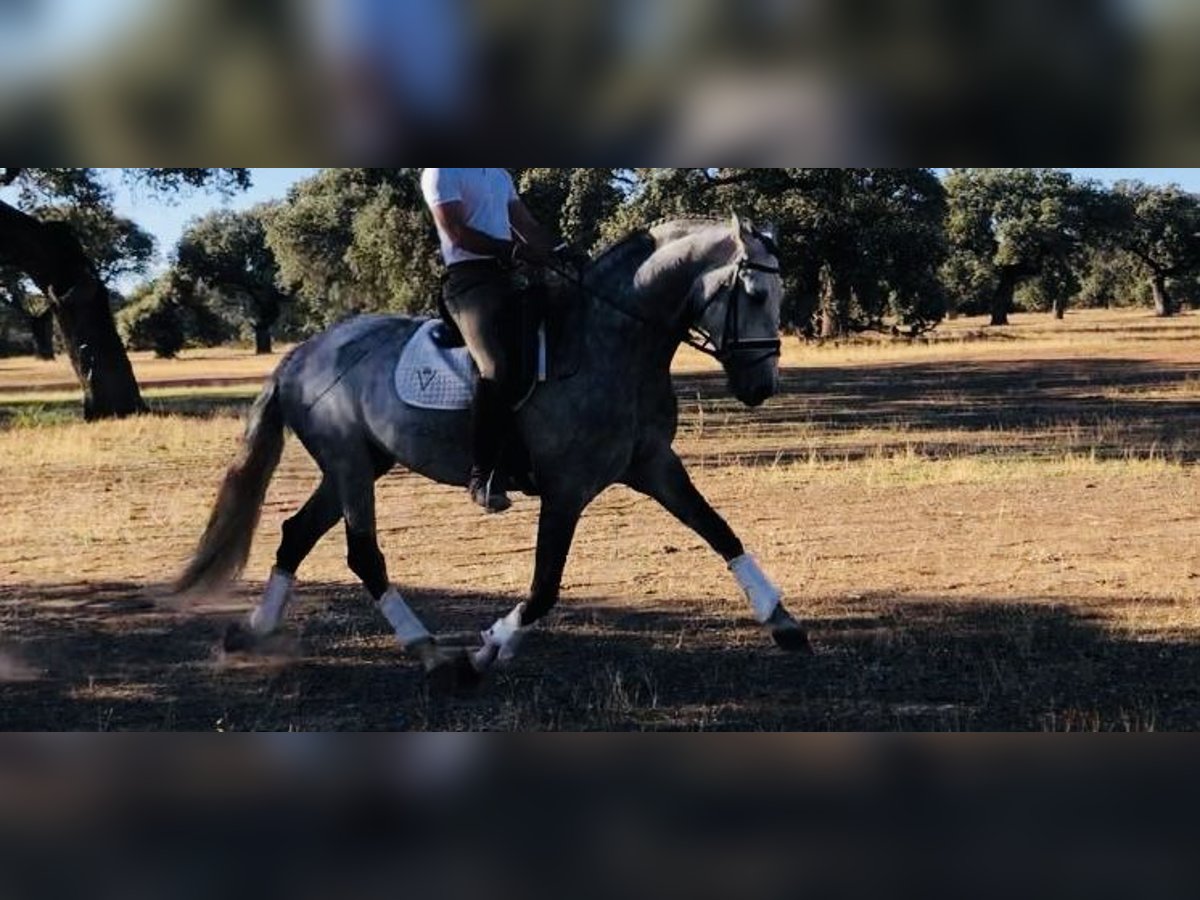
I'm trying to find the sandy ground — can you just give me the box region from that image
[0,309,1198,730]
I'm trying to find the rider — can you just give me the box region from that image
[421,168,559,513]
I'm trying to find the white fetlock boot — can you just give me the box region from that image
[248,568,295,636]
[379,587,433,653]
[472,602,531,672]
[729,554,783,624]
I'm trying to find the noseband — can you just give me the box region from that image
[685,257,784,370]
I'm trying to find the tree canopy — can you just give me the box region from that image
[176,206,288,353]
[942,168,1114,324]
[1111,181,1200,317]
[263,168,441,333]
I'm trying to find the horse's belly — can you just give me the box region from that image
[380,406,474,488]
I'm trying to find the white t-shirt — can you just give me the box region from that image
[421,167,518,266]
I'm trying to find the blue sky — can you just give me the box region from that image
[1063,168,1200,191]
[108,167,318,269]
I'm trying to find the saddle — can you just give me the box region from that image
[395,277,583,413]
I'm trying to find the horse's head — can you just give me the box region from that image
[688,214,783,408]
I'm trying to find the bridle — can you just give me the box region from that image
[547,229,784,372]
[683,255,783,370]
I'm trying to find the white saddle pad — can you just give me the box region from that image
[394,320,476,410]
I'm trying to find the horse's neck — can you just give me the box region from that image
[589,229,732,342]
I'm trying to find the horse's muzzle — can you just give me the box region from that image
[736,381,775,408]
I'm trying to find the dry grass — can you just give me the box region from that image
[1,308,1199,730]
[0,345,283,394]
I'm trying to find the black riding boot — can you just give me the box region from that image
[469,379,512,513]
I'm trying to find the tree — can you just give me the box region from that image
[1073,246,1149,310]
[943,169,1104,326]
[1113,181,1200,318]
[34,204,156,285]
[516,168,623,251]
[118,278,186,360]
[177,206,288,354]
[117,272,229,359]
[0,266,55,359]
[0,206,154,360]
[0,167,250,419]
[264,168,441,334]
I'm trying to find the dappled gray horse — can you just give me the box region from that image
[177,215,809,687]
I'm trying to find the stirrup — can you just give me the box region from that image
[469,472,512,513]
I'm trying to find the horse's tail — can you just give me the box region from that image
[175,378,286,597]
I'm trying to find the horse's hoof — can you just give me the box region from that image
[425,649,484,694]
[223,621,260,654]
[772,626,813,654]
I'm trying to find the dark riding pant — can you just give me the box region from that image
[442,261,520,481]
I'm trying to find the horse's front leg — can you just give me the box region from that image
[472,494,586,672]
[623,446,810,653]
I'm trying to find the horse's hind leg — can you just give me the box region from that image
[225,478,343,652]
[623,445,811,653]
[335,456,479,687]
[238,478,342,637]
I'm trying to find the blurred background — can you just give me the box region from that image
[0,736,1197,900]
[0,0,1196,161]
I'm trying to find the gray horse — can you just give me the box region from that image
[177,215,809,687]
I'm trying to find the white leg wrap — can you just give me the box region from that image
[248,568,295,636]
[472,602,530,671]
[379,587,432,649]
[729,553,782,624]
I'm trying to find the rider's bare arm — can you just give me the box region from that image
[429,200,516,260]
[509,199,559,259]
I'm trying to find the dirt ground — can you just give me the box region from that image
[1,309,1198,730]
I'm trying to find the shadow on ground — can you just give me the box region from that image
[674,356,1200,464]
[2,580,1198,730]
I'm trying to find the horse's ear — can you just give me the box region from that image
[732,213,753,250]
[759,221,780,255]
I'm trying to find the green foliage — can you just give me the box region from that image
[118,275,228,358]
[6,168,250,211]
[118,280,185,359]
[1074,247,1150,309]
[943,169,1110,321]
[1110,181,1200,315]
[1114,181,1200,276]
[176,205,287,347]
[263,168,440,333]
[33,204,155,284]
[606,168,948,335]
[516,169,624,251]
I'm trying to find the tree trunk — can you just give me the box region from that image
[0,200,145,419]
[1052,296,1066,321]
[30,310,55,359]
[990,267,1019,326]
[1151,273,1174,318]
[819,267,852,338]
[254,321,273,355]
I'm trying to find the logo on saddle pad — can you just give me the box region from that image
[394,320,477,410]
